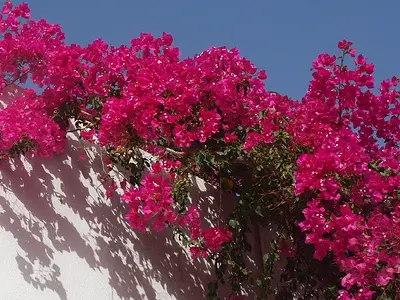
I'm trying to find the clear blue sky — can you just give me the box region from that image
[12,0,400,100]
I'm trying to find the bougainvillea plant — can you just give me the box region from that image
[0,2,399,299]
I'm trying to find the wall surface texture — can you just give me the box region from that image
[0,137,219,300]
[0,86,273,300]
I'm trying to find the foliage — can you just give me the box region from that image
[0,2,399,299]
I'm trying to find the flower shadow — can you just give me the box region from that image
[0,137,214,300]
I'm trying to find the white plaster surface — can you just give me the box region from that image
[0,135,222,300]
[0,85,272,300]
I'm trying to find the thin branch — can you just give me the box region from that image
[66,128,81,133]
[337,51,346,124]
[3,71,29,89]
[162,147,186,156]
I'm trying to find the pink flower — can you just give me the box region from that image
[18,3,31,18]
[80,129,95,140]
[257,70,267,80]
[376,267,394,286]
[338,40,353,50]
[120,179,127,190]
[224,132,238,143]
[202,227,232,253]
[1,1,12,14]
[106,180,117,198]
[190,246,208,259]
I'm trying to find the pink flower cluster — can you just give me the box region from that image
[189,227,233,260]
[0,89,66,158]
[295,40,400,298]
[0,2,399,298]
[95,36,280,150]
[122,161,232,255]
[122,162,178,232]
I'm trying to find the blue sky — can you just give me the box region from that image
[13,0,400,100]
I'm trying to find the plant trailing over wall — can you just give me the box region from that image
[0,2,399,299]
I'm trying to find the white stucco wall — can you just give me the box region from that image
[0,135,221,300]
[0,86,274,300]
[0,85,219,300]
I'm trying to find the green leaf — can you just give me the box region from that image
[229,219,238,229]
[263,253,270,264]
[273,253,280,261]
[255,206,264,217]
[270,241,277,251]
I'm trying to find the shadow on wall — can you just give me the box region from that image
[0,135,226,300]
